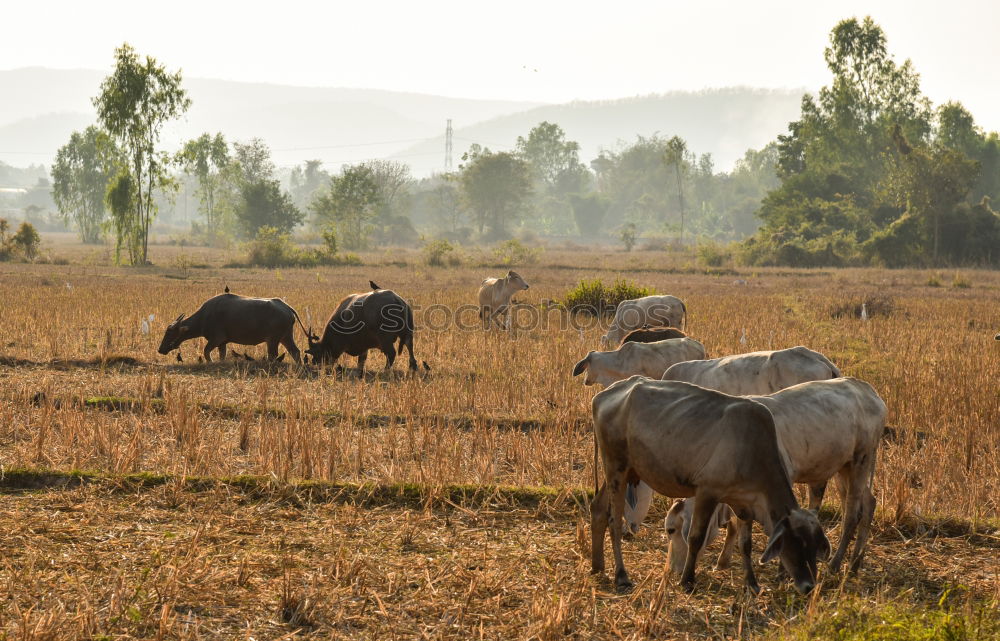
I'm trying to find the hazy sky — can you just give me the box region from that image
[4,0,1000,127]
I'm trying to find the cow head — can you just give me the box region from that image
[304,326,326,362]
[760,509,831,594]
[664,499,689,576]
[572,352,596,385]
[506,271,529,291]
[157,314,189,354]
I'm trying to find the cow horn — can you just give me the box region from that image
[174,313,185,323]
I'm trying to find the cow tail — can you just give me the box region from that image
[291,308,312,340]
[681,300,688,331]
[399,305,415,355]
[593,428,599,498]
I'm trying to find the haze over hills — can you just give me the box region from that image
[0,68,804,179]
[397,88,805,175]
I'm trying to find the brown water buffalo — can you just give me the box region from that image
[619,326,687,345]
[306,289,418,371]
[158,293,305,363]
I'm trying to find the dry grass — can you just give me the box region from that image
[0,244,999,638]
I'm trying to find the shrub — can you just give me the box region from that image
[563,278,654,315]
[696,241,731,267]
[492,239,541,266]
[246,227,301,267]
[423,239,460,267]
[620,223,637,252]
[12,222,41,260]
[926,273,942,287]
[952,273,971,289]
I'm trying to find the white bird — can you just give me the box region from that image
[148,314,155,323]
[739,327,747,346]
[65,282,72,290]
[140,319,150,336]
[860,302,869,321]
[578,327,585,342]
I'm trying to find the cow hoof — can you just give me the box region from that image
[615,578,634,593]
[681,579,696,593]
[745,582,762,596]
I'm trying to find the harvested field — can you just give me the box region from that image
[0,249,998,638]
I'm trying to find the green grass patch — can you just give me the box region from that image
[771,592,1000,641]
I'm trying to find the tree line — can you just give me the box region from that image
[50,18,1000,267]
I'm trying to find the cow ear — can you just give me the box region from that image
[178,325,190,335]
[816,527,832,562]
[572,354,591,376]
[507,270,515,277]
[760,518,788,564]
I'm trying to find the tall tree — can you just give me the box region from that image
[458,150,533,239]
[176,133,229,234]
[310,164,381,249]
[663,136,689,243]
[93,43,190,264]
[51,126,117,243]
[289,160,329,211]
[228,139,301,238]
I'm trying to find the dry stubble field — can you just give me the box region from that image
[0,244,998,639]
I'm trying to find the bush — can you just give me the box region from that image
[925,273,942,287]
[246,227,301,267]
[952,273,971,289]
[0,219,41,262]
[492,239,541,266]
[696,240,731,267]
[620,223,637,252]
[423,239,460,267]
[563,278,654,315]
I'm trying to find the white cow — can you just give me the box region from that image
[601,295,686,347]
[661,346,841,395]
[572,338,706,388]
[591,376,830,594]
[478,271,529,329]
[624,345,841,533]
[663,377,886,575]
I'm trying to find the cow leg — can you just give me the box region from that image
[849,485,876,574]
[356,352,367,375]
[481,306,492,330]
[829,470,863,573]
[608,474,633,592]
[281,333,301,364]
[736,517,761,594]
[590,482,610,574]
[380,339,396,370]
[808,481,828,512]
[624,481,654,535]
[265,339,280,361]
[679,494,718,593]
[404,333,418,371]
[715,516,739,570]
[217,343,227,361]
[203,341,218,362]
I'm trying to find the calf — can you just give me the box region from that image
[572,337,706,387]
[478,271,529,329]
[591,376,830,594]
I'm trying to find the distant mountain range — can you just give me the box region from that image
[0,67,805,181]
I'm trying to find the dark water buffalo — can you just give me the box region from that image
[158,293,305,363]
[620,326,687,346]
[306,289,418,371]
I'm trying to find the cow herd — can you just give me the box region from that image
[157,278,889,597]
[574,294,888,596]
